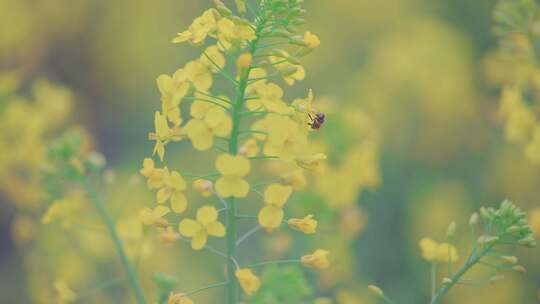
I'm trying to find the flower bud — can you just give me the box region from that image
[236,53,253,70]
[368,285,384,297]
[447,221,456,238]
[499,255,518,264]
[441,277,453,285]
[469,212,478,226]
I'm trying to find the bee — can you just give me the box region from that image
[308,112,325,130]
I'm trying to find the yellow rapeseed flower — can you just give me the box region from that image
[140,158,167,189]
[235,268,261,296]
[258,184,293,231]
[303,31,321,49]
[179,206,225,250]
[139,206,170,228]
[185,106,232,151]
[301,249,330,269]
[155,169,188,213]
[168,293,194,304]
[529,207,540,237]
[54,279,76,304]
[215,154,250,198]
[156,69,190,126]
[149,111,183,161]
[246,82,292,115]
[295,153,327,172]
[172,9,218,45]
[288,215,318,234]
[419,238,459,263]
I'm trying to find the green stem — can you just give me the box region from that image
[225,8,268,303]
[430,246,492,304]
[246,259,300,268]
[80,178,147,304]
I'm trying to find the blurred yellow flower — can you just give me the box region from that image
[301,249,330,269]
[168,292,194,304]
[418,238,459,263]
[303,31,321,49]
[54,279,76,304]
[235,268,261,296]
[258,184,293,231]
[529,207,540,237]
[215,154,250,198]
[295,153,327,172]
[179,206,225,250]
[288,215,318,234]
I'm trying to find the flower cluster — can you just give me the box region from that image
[487,0,540,164]
[140,0,330,302]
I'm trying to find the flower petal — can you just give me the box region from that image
[179,219,202,237]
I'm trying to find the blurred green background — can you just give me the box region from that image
[1,0,539,303]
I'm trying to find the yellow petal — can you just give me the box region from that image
[258,205,283,229]
[216,176,249,198]
[191,231,208,250]
[215,154,250,176]
[197,206,218,225]
[179,219,202,237]
[206,221,226,237]
[264,184,292,207]
[169,171,187,191]
[157,187,171,204]
[186,119,214,151]
[170,192,187,213]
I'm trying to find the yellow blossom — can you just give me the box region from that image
[301,249,330,269]
[217,18,255,49]
[254,114,308,160]
[172,9,218,45]
[258,184,293,231]
[140,158,167,189]
[41,195,83,228]
[192,179,213,198]
[529,207,540,237]
[295,153,327,172]
[215,154,250,198]
[419,238,459,263]
[139,206,170,227]
[157,169,188,213]
[245,68,267,94]
[288,215,317,234]
[185,60,213,91]
[149,111,183,161]
[168,293,194,304]
[200,45,226,73]
[179,206,225,250]
[525,125,540,164]
[186,106,232,151]
[246,82,292,114]
[303,31,321,49]
[280,169,307,189]
[235,0,247,14]
[157,69,190,126]
[54,279,76,303]
[235,268,261,296]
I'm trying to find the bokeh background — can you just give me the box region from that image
[1,0,539,303]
